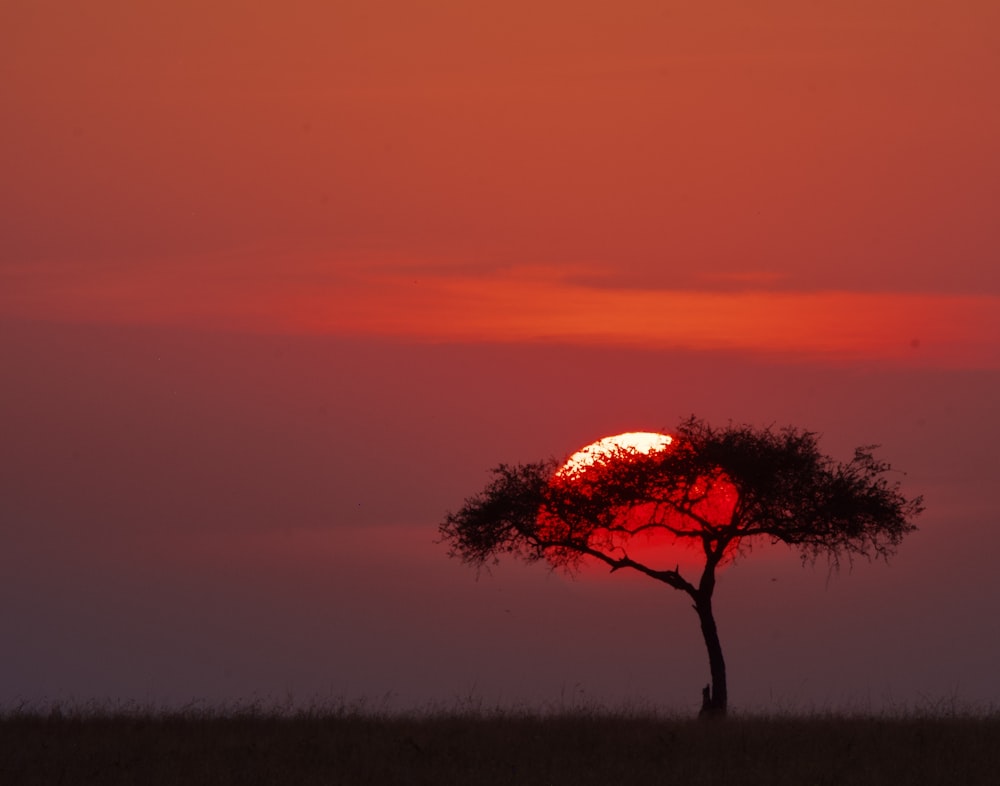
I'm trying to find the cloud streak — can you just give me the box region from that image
[4,260,997,368]
[305,267,998,367]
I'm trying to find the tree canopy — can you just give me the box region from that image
[440,416,923,716]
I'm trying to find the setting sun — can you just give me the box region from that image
[542,428,740,572]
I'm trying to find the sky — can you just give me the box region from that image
[2,0,999,714]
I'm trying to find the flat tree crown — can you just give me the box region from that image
[441,417,923,575]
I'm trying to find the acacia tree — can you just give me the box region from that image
[439,417,923,717]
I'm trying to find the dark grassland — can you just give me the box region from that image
[3,707,999,785]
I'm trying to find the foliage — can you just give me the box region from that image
[440,416,923,578]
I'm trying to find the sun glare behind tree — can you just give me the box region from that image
[557,432,672,475]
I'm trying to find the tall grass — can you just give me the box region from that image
[3,702,999,785]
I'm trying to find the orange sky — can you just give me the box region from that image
[4,0,999,366]
[3,1,1000,712]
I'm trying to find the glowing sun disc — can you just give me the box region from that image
[559,431,673,476]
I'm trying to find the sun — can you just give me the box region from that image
[558,431,673,476]
[543,429,738,571]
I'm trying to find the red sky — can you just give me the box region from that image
[2,1,999,712]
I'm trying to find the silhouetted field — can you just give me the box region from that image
[3,705,999,785]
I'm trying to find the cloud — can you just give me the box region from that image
[295,265,1000,368]
[3,258,997,368]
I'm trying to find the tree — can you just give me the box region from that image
[439,416,923,717]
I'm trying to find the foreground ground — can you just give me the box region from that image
[3,709,998,785]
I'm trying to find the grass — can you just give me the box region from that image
[3,703,999,785]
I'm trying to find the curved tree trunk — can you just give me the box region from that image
[694,593,727,718]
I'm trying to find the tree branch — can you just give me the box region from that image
[571,544,698,596]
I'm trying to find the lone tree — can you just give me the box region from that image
[440,417,923,717]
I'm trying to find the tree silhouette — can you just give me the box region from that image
[440,416,923,717]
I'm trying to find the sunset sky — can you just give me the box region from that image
[2,1,999,713]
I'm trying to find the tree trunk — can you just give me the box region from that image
[694,594,727,718]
